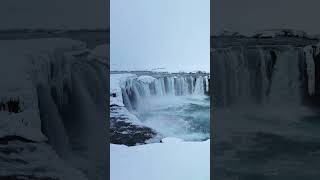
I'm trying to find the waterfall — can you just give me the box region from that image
[194,76,205,95]
[121,75,209,110]
[304,46,316,95]
[212,48,252,106]
[258,48,270,102]
[167,77,175,95]
[122,89,133,111]
[204,76,209,93]
[212,46,309,107]
[268,48,301,105]
[190,76,195,93]
[154,79,164,96]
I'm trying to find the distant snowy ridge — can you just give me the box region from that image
[253,29,310,38]
[214,28,317,39]
[215,29,246,37]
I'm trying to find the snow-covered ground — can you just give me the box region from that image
[111,138,210,180]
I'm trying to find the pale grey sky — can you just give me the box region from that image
[212,0,320,35]
[111,0,210,72]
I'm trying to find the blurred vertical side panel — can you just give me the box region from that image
[212,0,320,179]
[0,0,109,179]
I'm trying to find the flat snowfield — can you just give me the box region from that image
[110,138,210,180]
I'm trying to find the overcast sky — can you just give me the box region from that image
[111,0,210,72]
[0,0,108,29]
[213,0,320,35]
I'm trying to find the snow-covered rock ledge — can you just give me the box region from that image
[110,73,163,146]
[111,138,210,180]
[0,39,108,180]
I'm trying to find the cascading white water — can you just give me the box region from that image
[212,48,252,106]
[122,75,209,109]
[190,76,195,93]
[268,47,301,105]
[154,79,164,96]
[194,76,205,95]
[258,48,270,102]
[204,76,209,93]
[304,45,316,95]
[166,77,176,95]
[212,46,310,107]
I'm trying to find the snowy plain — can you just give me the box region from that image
[111,138,210,180]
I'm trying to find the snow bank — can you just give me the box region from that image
[110,138,210,180]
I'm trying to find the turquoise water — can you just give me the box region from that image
[134,95,210,141]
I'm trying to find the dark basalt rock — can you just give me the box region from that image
[110,118,160,146]
[110,105,162,146]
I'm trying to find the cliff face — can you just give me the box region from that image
[211,36,320,107]
[0,39,108,180]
